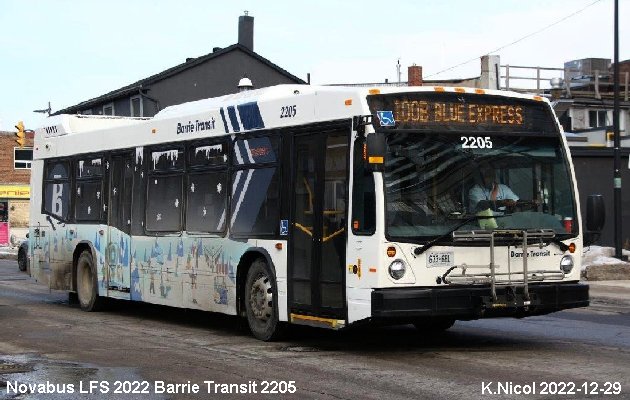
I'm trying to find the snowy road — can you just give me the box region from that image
[0,259,628,399]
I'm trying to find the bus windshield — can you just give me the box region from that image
[383,132,577,241]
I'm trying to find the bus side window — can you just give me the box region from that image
[43,160,71,222]
[74,156,103,222]
[230,136,280,237]
[131,146,146,236]
[186,140,229,234]
[145,147,184,233]
[352,138,375,235]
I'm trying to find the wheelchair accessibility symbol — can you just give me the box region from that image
[376,111,395,126]
[280,220,289,236]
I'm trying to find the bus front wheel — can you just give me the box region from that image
[244,258,284,341]
[76,250,104,312]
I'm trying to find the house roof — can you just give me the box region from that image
[54,44,305,115]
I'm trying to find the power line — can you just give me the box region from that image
[425,0,603,78]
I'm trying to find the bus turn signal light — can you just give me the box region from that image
[568,243,576,253]
[387,246,396,257]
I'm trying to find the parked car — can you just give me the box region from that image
[17,239,29,272]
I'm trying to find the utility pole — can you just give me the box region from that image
[612,0,623,259]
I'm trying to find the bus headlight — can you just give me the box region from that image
[560,255,574,274]
[388,259,407,280]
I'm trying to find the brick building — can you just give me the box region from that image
[0,130,34,245]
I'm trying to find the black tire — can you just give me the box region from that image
[76,250,104,311]
[413,317,456,333]
[17,249,27,272]
[244,258,284,341]
[68,292,79,305]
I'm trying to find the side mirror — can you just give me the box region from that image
[586,194,605,233]
[366,131,386,172]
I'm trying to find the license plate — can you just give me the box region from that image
[426,251,454,268]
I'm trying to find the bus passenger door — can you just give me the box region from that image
[106,154,134,298]
[289,131,348,320]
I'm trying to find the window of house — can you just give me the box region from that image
[588,110,608,128]
[103,103,114,116]
[130,96,143,117]
[14,147,33,169]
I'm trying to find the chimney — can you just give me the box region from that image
[238,12,254,51]
[408,65,423,86]
[480,55,500,90]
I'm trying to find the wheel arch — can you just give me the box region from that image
[72,241,97,292]
[236,247,277,317]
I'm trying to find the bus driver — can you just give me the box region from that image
[469,164,519,213]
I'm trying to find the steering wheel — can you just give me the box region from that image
[512,199,538,212]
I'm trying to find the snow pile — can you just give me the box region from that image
[582,245,630,271]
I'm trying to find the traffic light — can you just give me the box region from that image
[15,121,26,148]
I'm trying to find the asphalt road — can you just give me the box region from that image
[0,259,629,400]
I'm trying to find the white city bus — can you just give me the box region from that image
[29,85,594,340]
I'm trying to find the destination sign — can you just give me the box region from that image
[368,92,558,134]
[394,101,523,125]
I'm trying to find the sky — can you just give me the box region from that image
[0,0,627,131]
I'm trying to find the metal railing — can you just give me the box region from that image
[502,65,564,94]
[501,64,630,100]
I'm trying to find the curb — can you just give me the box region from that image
[0,252,18,260]
[586,281,630,307]
[582,264,630,281]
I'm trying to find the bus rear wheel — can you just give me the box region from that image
[76,250,104,312]
[244,258,284,341]
[17,249,27,272]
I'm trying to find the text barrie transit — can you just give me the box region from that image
[5,380,297,395]
[176,116,216,134]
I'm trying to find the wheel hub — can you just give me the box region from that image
[249,275,273,321]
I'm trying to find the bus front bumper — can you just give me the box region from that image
[371,283,589,320]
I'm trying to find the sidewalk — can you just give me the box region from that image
[582,245,630,281]
[0,245,17,260]
[588,280,630,307]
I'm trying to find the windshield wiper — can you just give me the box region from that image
[550,237,570,252]
[413,215,503,256]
